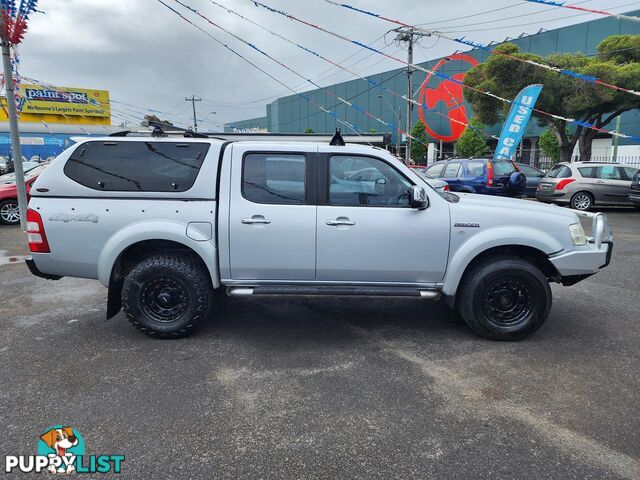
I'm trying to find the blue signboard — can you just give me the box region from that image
[494,84,543,160]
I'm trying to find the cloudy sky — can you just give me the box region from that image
[18,0,640,130]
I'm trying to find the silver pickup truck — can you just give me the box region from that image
[24,132,613,340]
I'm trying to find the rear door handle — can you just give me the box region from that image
[596,180,605,184]
[327,218,355,226]
[241,216,271,225]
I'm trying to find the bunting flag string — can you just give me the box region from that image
[1,0,40,45]
[156,0,377,143]
[252,0,640,142]
[525,0,640,23]
[319,0,640,98]
[207,0,489,141]
[169,0,427,146]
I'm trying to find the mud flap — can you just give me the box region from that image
[106,278,123,319]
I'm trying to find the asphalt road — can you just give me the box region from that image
[1,210,639,479]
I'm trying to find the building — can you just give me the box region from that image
[226,10,640,164]
[0,83,117,160]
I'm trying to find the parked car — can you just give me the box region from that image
[629,171,640,209]
[0,156,8,175]
[423,158,526,197]
[0,163,49,225]
[536,162,640,211]
[517,163,546,197]
[408,165,450,193]
[25,133,613,341]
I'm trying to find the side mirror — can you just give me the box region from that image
[409,185,429,210]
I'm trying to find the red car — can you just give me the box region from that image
[0,163,49,225]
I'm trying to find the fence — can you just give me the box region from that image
[515,154,640,171]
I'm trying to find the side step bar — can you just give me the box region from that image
[227,285,440,299]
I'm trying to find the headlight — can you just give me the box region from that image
[569,223,587,246]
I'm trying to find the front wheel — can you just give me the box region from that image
[122,254,212,338]
[457,257,552,340]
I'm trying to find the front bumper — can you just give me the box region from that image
[548,212,613,279]
[25,256,63,280]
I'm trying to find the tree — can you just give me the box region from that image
[304,127,314,134]
[538,128,560,163]
[410,120,429,162]
[463,36,640,162]
[455,117,489,157]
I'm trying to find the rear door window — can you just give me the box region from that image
[442,162,461,178]
[64,141,209,192]
[578,167,597,178]
[242,153,306,204]
[597,166,623,180]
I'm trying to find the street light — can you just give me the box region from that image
[378,94,402,155]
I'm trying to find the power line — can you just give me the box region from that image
[251,0,640,142]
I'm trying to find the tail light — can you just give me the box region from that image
[443,184,450,192]
[555,179,576,191]
[26,208,50,253]
[486,161,494,186]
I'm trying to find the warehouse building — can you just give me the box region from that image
[226,10,640,164]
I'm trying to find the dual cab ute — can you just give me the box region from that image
[25,132,613,340]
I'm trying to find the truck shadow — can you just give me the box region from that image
[198,296,472,347]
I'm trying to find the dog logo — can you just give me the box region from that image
[38,426,85,474]
[4,426,124,474]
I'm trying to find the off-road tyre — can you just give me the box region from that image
[457,256,552,341]
[122,253,212,338]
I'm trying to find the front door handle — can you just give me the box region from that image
[241,216,271,225]
[596,180,605,184]
[327,218,356,227]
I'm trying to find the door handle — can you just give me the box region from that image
[241,216,271,225]
[596,180,605,184]
[327,219,355,226]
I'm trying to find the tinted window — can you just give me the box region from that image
[425,163,445,177]
[622,167,639,180]
[546,165,572,178]
[466,161,485,177]
[578,166,597,178]
[243,153,306,204]
[329,155,412,207]
[492,161,516,176]
[65,141,209,192]
[597,165,622,180]
[443,162,461,178]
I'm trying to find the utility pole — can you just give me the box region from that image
[394,27,429,164]
[185,95,202,132]
[0,19,27,230]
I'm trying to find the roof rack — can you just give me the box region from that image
[108,121,226,140]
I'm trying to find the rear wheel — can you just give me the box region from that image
[0,199,20,225]
[457,257,552,340]
[122,253,212,338]
[570,191,593,211]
